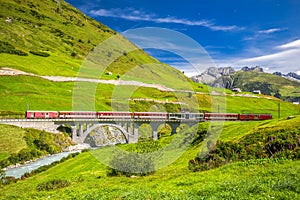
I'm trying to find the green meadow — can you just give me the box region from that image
[0,75,299,117]
[0,117,299,199]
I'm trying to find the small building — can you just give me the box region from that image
[232,88,242,93]
[253,90,261,94]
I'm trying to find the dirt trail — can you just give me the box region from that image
[0,67,174,91]
[0,67,273,100]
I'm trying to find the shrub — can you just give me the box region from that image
[107,141,161,177]
[0,169,5,182]
[71,52,77,57]
[29,50,50,57]
[191,123,209,146]
[36,179,71,191]
[2,176,18,185]
[0,41,28,56]
[0,159,10,168]
[107,151,155,177]
[189,128,300,172]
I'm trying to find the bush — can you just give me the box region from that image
[71,52,77,57]
[189,128,300,172]
[107,151,155,177]
[2,176,18,185]
[0,159,10,168]
[0,169,5,183]
[191,123,209,145]
[107,141,161,177]
[0,41,28,56]
[36,179,71,191]
[29,50,50,57]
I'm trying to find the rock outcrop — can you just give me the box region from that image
[241,66,263,72]
[191,67,235,88]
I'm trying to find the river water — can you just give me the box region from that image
[4,150,81,179]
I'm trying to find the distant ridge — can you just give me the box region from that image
[191,66,300,102]
[273,71,300,82]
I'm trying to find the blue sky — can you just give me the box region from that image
[66,0,300,76]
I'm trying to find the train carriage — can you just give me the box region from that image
[239,113,272,121]
[58,111,97,119]
[26,111,58,119]
[97,111,132,119]
[204,113,239,121]
[169,113,204,121]
[133,112,168,120]
[258,114,272,120]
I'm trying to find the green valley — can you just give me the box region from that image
[0,0,300,199]
[0,117,299,199]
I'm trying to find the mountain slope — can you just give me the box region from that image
[0,0,299,115]
[0,0,188,88]
[192,67,300,101]
[232,71,300,101]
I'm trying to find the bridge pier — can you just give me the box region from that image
[150,123,161,141]
[169,122,180,134]
[79,123,84,137]
[70,125,82,143]
[130,123,139,143]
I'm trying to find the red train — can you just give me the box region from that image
[203,113,272,121]
[25,111,272,121]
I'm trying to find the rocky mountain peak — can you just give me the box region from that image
[191,67,235,88]
[241,66,264,72]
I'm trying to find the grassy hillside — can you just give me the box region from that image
[232,71,300,101]
[0,75,299,116]
[0,125,27,160]
[189,116,300,172]
[0,124,73,168]
[0,0,188,87]
[0,117,299,199]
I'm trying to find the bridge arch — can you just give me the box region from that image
[82,124,130,146]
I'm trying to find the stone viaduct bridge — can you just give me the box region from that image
[0,118,198,146]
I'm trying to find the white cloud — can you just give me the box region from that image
[234,39,300,73]
[258,28,285,34]
[89,8,243,31]
[276,39,300,49]
[243,27,287,41]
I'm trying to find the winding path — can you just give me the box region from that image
[0,67,274,99]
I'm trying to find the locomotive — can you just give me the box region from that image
[25,110,272,121]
